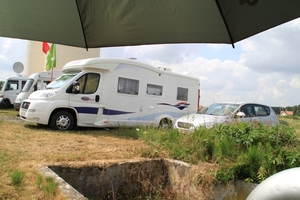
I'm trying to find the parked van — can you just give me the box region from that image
[20,58,200,130]
[0,76,28,108]
[14,70,63,110]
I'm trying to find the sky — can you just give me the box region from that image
[1,18,300,107]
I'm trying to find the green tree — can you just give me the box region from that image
[0,80,4,90]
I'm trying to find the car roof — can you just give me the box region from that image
[211,102,271,107]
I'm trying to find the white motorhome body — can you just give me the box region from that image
[0,76,28,108]
[14,70,63,110]
[20,58,200,130]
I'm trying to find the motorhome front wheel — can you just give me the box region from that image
[50,111,75,131]
[0,99,10,109]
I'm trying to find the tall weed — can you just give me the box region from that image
[139,121,300,184]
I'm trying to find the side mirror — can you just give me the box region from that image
[72,81,80,94]
[236,111,246,118]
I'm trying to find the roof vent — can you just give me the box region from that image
[158,67,172,72]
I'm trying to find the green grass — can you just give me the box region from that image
[1,109,300,199]
[279,116,300,138]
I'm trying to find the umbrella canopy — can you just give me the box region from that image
[1,0,300,49]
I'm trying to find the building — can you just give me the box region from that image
[25,41,100,76]
[280,111,294,116]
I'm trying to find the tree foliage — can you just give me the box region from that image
[272,105,300,116]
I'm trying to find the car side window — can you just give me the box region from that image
[240,105,255,118]
[254,105,270,116]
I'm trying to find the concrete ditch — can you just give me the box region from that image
[39,159,257,200]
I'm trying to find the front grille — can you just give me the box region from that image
[177,122,193,129]
[21,101,30,109]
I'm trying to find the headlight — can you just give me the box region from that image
[177,122,194,129]
[39,91,57,98]
[205,122,215,129]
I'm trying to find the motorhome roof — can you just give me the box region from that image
[63,57,199,81]
[6,76,28,80]
[63,57,157,73]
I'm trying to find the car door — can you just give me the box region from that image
[253,104,272,125]
[69,73,101,125]
[239,104,272,125]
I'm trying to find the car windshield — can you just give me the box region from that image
[46,74,76,89]
[198,103,240,116]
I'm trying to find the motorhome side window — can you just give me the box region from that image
[5,80,19,91]
[177,87,188,101]
[76,73,100,94]
[118,77,139,95]
[147,84,162,96]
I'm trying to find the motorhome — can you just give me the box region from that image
[20,58,200,130]
[0,76,28,108]
[14,70,63,110]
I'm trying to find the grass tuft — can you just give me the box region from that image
[10,169,25,186]
[36,175,59,196]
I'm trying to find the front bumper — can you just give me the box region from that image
[19,100,49,125]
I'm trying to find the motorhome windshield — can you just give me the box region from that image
[21,79,34,92]
[46,74,76,89]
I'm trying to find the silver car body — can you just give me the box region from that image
[174,102,279,132]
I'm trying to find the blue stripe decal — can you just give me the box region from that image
[157,102,190,110]
[103,108,135,115]
[75,107,98,114]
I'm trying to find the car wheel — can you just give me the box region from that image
[159,118,172,129]
[50,111,74,131]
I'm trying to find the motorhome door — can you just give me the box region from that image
[69,73,101,125]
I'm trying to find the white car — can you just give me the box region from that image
[174,102,279,132]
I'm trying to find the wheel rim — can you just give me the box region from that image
[160,119,171,129]
[56,115,70,130]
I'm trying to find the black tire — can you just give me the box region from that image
[159,118,172,129]
[0,99,10,109]
[50,111,75,131]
